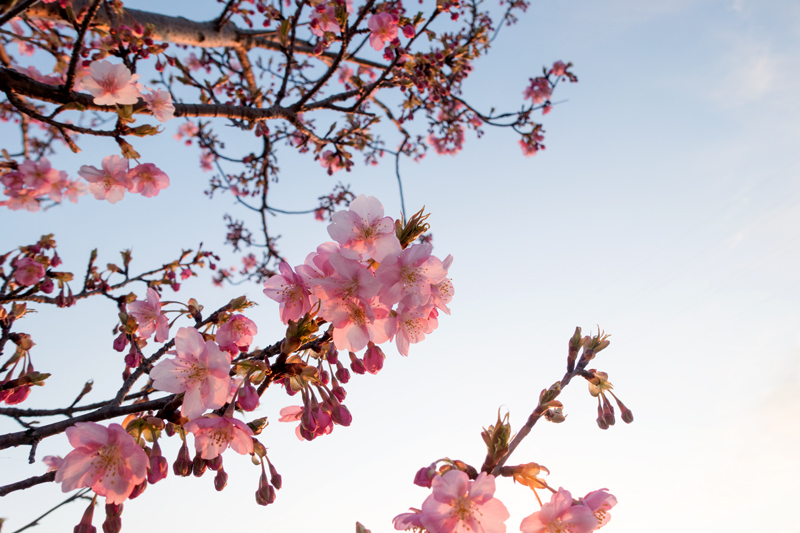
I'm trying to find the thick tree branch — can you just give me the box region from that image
[0,472,55,497]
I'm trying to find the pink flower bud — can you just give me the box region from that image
[40,277,54,294]
[237,381,259,411]
[214,468,228,491]
[74,500,97,533]
[113,333,128,352]
[331,404,352,426]
[403,24,415,38]
[173,441,192,477]
[206,455,223,471]
[326,346,339,364]
[147,454,168,484]
[413,462,437,488]
[102,503,122,533]
[331,385,347,402]
[349,352,366,375]
[335,363,350,383]
[193,453,207,477]
[268,461,282,490]
[124,345,140,368]
[128,480,147,499]
[51,253,62,267]
[5,385,30,405]
[318,368,330,385]
[363,343,384,375]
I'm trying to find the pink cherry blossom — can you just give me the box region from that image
[184,415,254,459]
[59,178,88,203]
[14,257,45,286]
[368,13,399,51]
[278,405,306,441]
[581,489,617,529]
[394,303,437,356]
[127,287,169,342]
[143,89,175,122]
[78,155,129,204]
[550,61,568,78]
[55,422,148,504]
[19,157,60,195]
[216,314,258,354]
[320,150,345,174]
[519,488,598,533]
[309,3,339,37]
[43,455,63,472]
[80,60,142,106]
[150,327,232,420]
[327,194,402,262]
[419,470,509,533]
[263,262,313,324]
[1,189,39,212]
[312,252,382,306]
[430,254,454,314]
[393,509,424,531]
[127,163,170,197]
[523,77,552,105]
[376,243,447,307]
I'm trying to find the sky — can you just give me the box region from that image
[2,0,800,532]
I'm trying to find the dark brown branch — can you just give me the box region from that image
[0,0,38,27]
[62,0,103,96]
[0,472,55,497]
[0,390,151,418]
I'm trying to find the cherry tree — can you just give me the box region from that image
[0,0,631,532]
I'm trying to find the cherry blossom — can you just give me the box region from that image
[55,422,148,504]
[327,194,402,262]
[216,314,258,354]
[278,405,306,441]
[393,509,424,531]
[310,4,339,36]
[394,304,437,356]
[184,415,254,459]
[263,262,313,324]
[143,89,175,122]
[150,327,232,420]
[127,287,169,342]
[368,13,399,51]
[418,470,509,533]
[519,488,598,533]
[581,489,617,529]
[430,255,455,314]
[43,455,63,472]
[78,155,129,204]
[312,252,382,306]
[376,243,447,307]
[14,257,45,286]
[523,77,552,105]
[320,150,345,174]
[127,163,170,197]
[80,60,143,106]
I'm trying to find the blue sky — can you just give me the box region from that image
[1,0,799,531]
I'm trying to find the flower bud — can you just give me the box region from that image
[363,343,385,375]
[214,468,228,491]
[413,463,437,488]
[331,384,347,402]
[326,345,339,364]
[349,352,366,375]
[206,455,223,471]
[596,403,609,430]
[40,276,54,294]
[124,345,140,368]
[193,453,207,477]
[147,454,168,484]
[602,399,616,426]
[331,403,352,426]
[129,480,147,499]
[74,498,97,533]
[102,503,122,533]
[402,24,415,38]
[113,333,128,353]
[238,381,259,411]
[268,460,282,489]
[172,441,192,477]
[621,406,634,424]
[335,363,350,384]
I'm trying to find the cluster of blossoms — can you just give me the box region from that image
[0,158,86,212]
[48,291,271,524]
[392,468,617,533]
[263,195,453,357]
[80,60,175,121]
[78,155,169,203]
